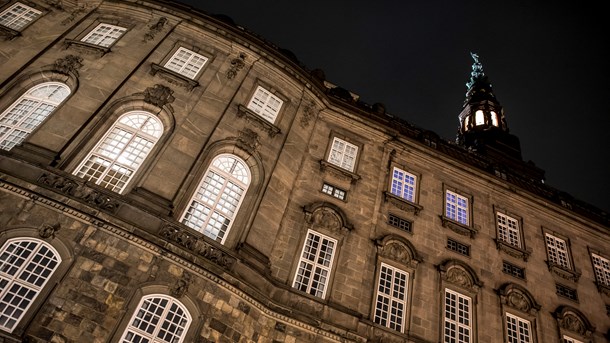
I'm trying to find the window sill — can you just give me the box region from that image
[383,191,422,215]
[546,261,581,282]
[150,63,199,91]
[595,282,610,297]
[236,104,281,138]
[0,25,20,40]
[64,39,111,56]
[440,215,477,238]
[494,240,531,261]
[319,160,360,184]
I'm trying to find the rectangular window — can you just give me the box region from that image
[556,284,578,301]
[497,212,522,248]
[390,167,417,202]
[327,137,358,172]
[81,23,127,47]
[163,47,208,79]
[443,289,471,343]
[321,183,346,200]
[562,336,584,343]
[591,253,610,287]
[246,85,283,123]
[506,313,531,343]
[545,233,571,269]
[447,238,470,257]
[293,230,336,299]
[445,190,469,225]
[388,214,412,233]
[374,263,408,332]
[0,2,41,30]
[502,261,525,279]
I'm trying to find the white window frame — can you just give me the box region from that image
[0,238,61,333]
[443,288,472,343]
[390,167,417,203]
[496,212,522,248]
[73,111,163,194]
[445,190,469,225]
[0,2,41,31]
[163,47,208,79]
[327,137,358,172]
[544,233,571,269]
[0,82,71,151]
[81,23,126,47]
[591,253,610,287]
[292,230,337,299]
[120,294,191,343]
[562,335,583,343]
[180,154,250,244]
[246,85,283,123]
[374,263,408,333]
[505,313,532,343]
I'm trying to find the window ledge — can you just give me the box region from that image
[383,191,423,215]
[150,63,199,91]
[595,282,610,297]
[546,261,581,282]
[494,239,531,261]
[440,215,477,238]
[0,25,20,40]
[319,160,361,184]
[236,104,281,138]
[64,39,110,56]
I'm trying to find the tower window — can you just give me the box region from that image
[490,111,499,126]
[475,110,485,126]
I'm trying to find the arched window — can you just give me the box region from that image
[0,238,61,333]
[120,295,191,343]
[180,154,250,244]
[0,82,70,151]
[73,111,163,194]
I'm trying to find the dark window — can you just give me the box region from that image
[556,284,578,301]
[447,238,470,256]
[388,213,412,232]
[502,261,525,279]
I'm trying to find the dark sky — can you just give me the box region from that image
[181,1,610,213]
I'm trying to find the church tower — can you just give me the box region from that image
[456,53,522,160]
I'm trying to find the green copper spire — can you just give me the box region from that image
[466,52,486,92]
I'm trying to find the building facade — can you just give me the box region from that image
[0,0,608,342]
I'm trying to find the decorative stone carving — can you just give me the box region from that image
[54,54,83,76]
[554,307,595,339]
[561,314,586,336]
[45,0,63,10]
[440,215,477,238]
[170,272,191,298]
[39,223,61,239]
[507,291,530,312]
[300,99,316,128]
[319,160,361,184]
[495,239,531,261]
[37,173,121,213]
[498,284,540,316]
[150,63,199,90]
[547,262,581,282]
[144,17,167,42]
[380,242,411,266]
[311,208,342,231]
[159,224,236,269]
[383,191,422,215]
[235,128,260,154]
[446,267,472,289]
[143,84,175,108]
[226,53,246,79]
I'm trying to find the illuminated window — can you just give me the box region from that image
[120,295,191,343]
[0,238,60,333]
[374,263,408,332]
[321,183,346,200]
[591,253,610,287]
[0,2,41,30]
[293,230,336,299]
[544,233,571,269]
[181,154,250,244]
[506,313,531,343]
[496,213,522,248]
[445,190,469,225]
[0,82,70,151]
[81,23,126,47]
[327,137,358,172]
[443,289,471,343]
[490,111,499,126]
[246,86,283,123]
[74,111,163,194]
[390,167,417,202]
[475,110,485,126]
[163,47,208,79]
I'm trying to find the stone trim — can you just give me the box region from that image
[494,239,531,261]
[440,215,477,238]
[150,63,199,90]
[383,191,423,215]
[546,261,581,282]
[0,25,20,40]
[319,160,361,184]
[236,104,281,138]
[64,38,111,56]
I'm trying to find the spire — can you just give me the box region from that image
[456,53,523,160]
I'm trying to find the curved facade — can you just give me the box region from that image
[0,0,608,342]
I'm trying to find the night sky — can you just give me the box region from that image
[181,1,609,213]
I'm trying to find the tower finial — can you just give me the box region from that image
[466,52,485,91]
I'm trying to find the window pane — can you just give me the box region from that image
[246,86,283,123]
[121,295,190,343]
[81,23,126,47]
[0,3,41,30]
[292,231,336,299]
